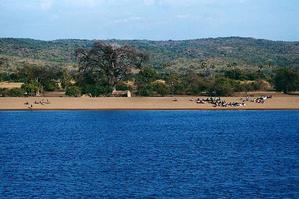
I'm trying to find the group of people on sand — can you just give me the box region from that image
[188,95,273,108]
[240,96,272,104]
[192,97,246,107]
[253,96,272,104]
[24,98,50,109]
[34,99,50,105]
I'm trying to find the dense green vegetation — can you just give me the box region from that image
[0,38,299,97]
[1,37,299,73]
[65,86,81,97]
[0,88,24,97]
[273,68,299,94]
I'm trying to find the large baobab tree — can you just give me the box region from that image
[76,42,148,88]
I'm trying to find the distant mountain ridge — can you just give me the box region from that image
[0,37,299,72]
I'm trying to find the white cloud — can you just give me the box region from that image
[63,0,103,7]
[40,0,53,10]
[149,0,246,7]
[141,0,212,7]
[114,16,141,23]
[176,14,190,19]
[144,0,155,6]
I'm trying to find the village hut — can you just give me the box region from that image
[111,89,132,97]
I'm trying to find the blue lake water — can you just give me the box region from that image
[0,110,298,198]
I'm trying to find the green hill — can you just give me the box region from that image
[1,37,299,72]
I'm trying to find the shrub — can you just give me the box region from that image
[152,82,169,96]
[65,86,81,97]
[0,88,8,97]
[208,78,234,96]
[253,80,271,91]
[116,83,129,91]
[7,88,24,97]
[0,88,24,97]
[189,78,211,95]
[224,69,244,80]
[81,84,112,97]
[136,67,158,84]
[137,84,154,96]
[21,82,40,96]
[43,81,57,91]
[273,68,299,93]
[0,73,12,81]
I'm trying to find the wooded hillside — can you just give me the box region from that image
[1,37,299,73]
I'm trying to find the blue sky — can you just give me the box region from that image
[0,0,298,41]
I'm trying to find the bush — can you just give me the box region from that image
[0,88,24,97]
[43,81,57,91]
[0,73,12,81]
[65,86,81,97]
[81,84,112,97]
[137,84,154,96]
[189,78,211,95]
[136,67,158,84]
[208,78,234,96]
[0,88,8,97]
[242,82,255,92]
[224,69,262,80]
[21,82,40,96]
[274,68,299,93]
[253,80,270,91]
[224,69,244,80]
[7,88,24,97]
[152,82,169,96]
[230,81,245,92]
[115,83,129,91]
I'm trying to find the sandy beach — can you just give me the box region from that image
[0,95,299,110]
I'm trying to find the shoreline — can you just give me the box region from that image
[1,108,299,111]
[1,96,299,111]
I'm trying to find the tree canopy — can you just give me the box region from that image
[274,68,299,93]
[76,42,148,88]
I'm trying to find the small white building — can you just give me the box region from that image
[112,89,132,97]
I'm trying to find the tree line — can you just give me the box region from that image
[1,42,299,97]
